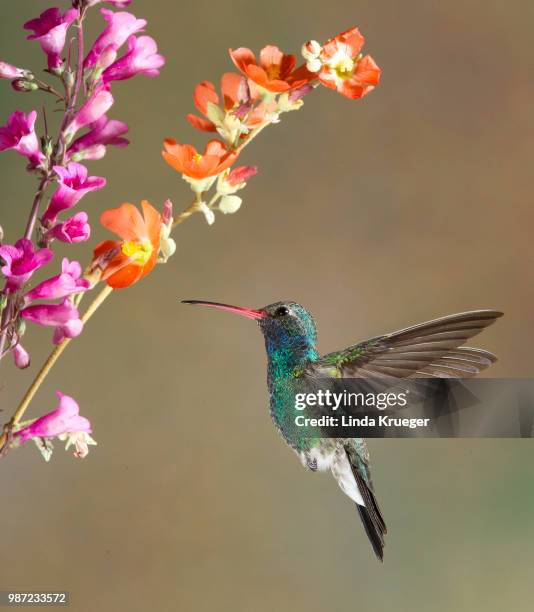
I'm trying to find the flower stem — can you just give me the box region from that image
[172,196,201,228]
[70,12,86,114]
[24,175,50,240]
[0,284,113,453]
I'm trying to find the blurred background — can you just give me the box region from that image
[1,1,534,610]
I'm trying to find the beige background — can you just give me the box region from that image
[1,1,534,611]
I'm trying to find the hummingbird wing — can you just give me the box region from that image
[309,310,503,379]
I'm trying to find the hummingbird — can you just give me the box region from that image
[182,300,502,561]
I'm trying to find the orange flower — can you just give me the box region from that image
[229,45,312,93]
[162,139,238,180]
[93,201,161,289]
[187,73,247,132]
[304,28,380,99]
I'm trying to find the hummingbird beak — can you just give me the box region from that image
[181,300,265,320]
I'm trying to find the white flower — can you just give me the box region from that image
[302,40,322,72]
[182,174,217,194]
[278,93,304,113]
[158,222,176,263]
[58,431,97,459]
[198,201,215,225]
[219,195,242,214]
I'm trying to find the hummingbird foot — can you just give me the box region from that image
[306,456,318,471]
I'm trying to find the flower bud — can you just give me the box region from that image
[17,319,26,336]
[302,40,322,61]
[219,195,242,214]
[64,69,75,90]
[12,344,30,369]
[11,79,39,93]
[42,136,54,158]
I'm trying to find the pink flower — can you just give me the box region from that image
[24,258,89,303]
[15,391,95,459]
[64,86,114,140]
[85,9,146,68]
[48,212,91,244]
[94,44,118,72]
[12,344,30,369]
[226,165,258,187]
[161,199,173,226]
[0,239,53,291]
[21,299,83,345]
[103,35,165,82]
[24,7,78,71]
[0,61,25,79]
[42,162,106,224]
[0,110,45,167]
[68,115,129,161]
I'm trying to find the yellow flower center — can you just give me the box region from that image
[193,153,203,163]
[121,239,153,266]
[266,65,281,80]
[334,56,355,79]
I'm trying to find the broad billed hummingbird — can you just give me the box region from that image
[183,300,502,561]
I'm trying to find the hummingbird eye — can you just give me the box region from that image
[274,306,289,317]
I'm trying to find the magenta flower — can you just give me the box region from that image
[0,239,53,291]
[0,61,25,79]
[94,44,118,72]
[21,299,83,345]
[12,344,30,369]
[24,258,89,303]
[0,110,45,167]
[64,86,114,141]
[24,7,78,71]
[42,163,106,224]
[15,391,96,459]
[68,115,129,161]
[49,212,91,244]
[85,9,146,68]
[103,35,165,82]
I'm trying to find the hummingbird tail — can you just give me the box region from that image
[347,449,387,562]
[356,504,385,562]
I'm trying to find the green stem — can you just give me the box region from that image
[0,284,113,453]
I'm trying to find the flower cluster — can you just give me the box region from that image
[0,0,165,461]
[161,27,380,226]
[0,17,381,463]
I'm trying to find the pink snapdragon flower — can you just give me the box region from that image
[64,86,114,141]
[103,35,165,82]
[85,9,146,68]
[0,110,45,167]
[15,391,95,459]
[0,61,26,80]
[24,7,78,71]
[21,298,83,345]
[0,239,53,291]
[42,163,106,224]
[48,212,91,244]
[94,44,118,72]
[24,258,89,303]
[12,343,30,369]
[68,115,129,161]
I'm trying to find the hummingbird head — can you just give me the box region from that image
[257,301,317,346]
[182,299,318,361]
